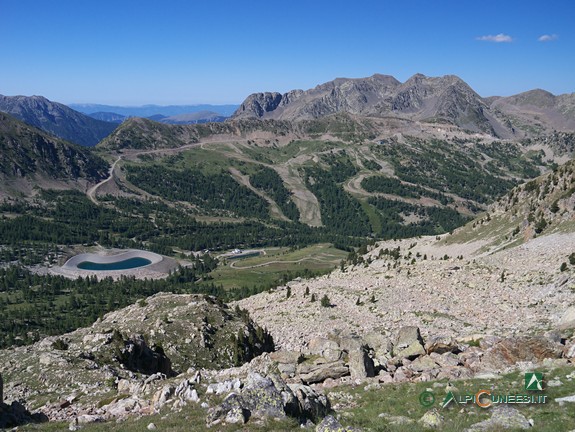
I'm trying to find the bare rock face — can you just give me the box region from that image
[116,335,173,377]
[234,92,283,118]
[230,73,524,136]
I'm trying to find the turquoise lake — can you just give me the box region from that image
[77,257,152,271]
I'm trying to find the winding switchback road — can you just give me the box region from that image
[87,156,122,204]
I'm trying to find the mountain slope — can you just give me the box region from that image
[489,89,575,136]
[442,155,575,254]
[233,73,575,138]
[232,73,501,134]
[0,112,109,196]
[97,116,296,150]
[0,95,117,146]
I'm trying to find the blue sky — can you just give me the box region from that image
[1,0,573,105]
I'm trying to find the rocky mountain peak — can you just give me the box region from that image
[231,72,575,138]
[231,73,503,135]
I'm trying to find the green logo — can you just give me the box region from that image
[525,372,544,391]
[442,391,457,408]
[419,391,435,407]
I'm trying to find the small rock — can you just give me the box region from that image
[555,394,575,405]
[316,414,345,432]
[409,355,438,372]
[147,423,157,430]
[419,409,444,428]
[225,407,248,424]
[425,335,461,354]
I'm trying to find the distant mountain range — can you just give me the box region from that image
[2,74,573,152]
[0,95,117,147]
[69,103,239,118]
[232,73,575,138]
[88,110,228,125]
[0,112,108,196]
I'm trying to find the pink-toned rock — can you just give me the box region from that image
[480,336,564,370]
[393,367,413,383]
[378,371,394,384]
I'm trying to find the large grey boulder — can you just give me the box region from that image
[341,337,375,381]
[308,337,343,362]
[206,393,249,426]
[270,351,303,379]
[297,360,350,384]
[206,372,331,426]
[393,327,426,359]
[241,373,298,419]
[289,384,331,422]
[408,355,439,372]
[364,332,393,366]
[270,351,303,364]
[316,414,356,432]
[465,406,532,431]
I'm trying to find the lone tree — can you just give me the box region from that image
[320,294,331,308]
